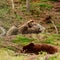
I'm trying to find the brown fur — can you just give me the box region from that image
[6,26,18,36]
[6,20,45,36]
[18,20,45,34]
[42,16,51,23]
[23,43,58,54]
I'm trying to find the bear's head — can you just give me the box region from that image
[19,20,45,34]
[23,43,34,51]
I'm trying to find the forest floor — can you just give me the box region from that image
[0,0,60,60]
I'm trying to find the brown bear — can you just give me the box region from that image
[18,20,45,34]
[6,20,45,36]
[6,26,18,36]
[23,43,58,54]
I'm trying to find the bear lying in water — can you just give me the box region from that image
[23,43,58,54]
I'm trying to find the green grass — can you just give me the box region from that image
[40,0,57,2]
[14,13,23,20]
[49,0,58,2]
[0,7,10,17]
[12,34,60,46]
[39,3,53,10]
[20,4,26,12]
[12,35,34,45]
[0,34,60,60]
[43,34,60,46]
[48,53,60,60]
[29,2,53,16]
[0,48,60,60]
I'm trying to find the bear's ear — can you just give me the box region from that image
[28,20,35,28]
[28,23,32,28]
[29,43,34,46]
[29,20,34,23]
[28,20,34,28]
[27,20,34,24]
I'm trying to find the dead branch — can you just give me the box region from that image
[51,20,58,34]
[11,0,15,13]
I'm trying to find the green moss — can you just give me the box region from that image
[0,0,11,17]
[40,0,50,2]
[0,48,25,60]
[56,24,60,27]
